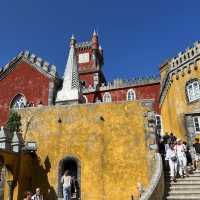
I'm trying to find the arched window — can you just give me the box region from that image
[186,79,200,102]
[11,94,27,109]
[127,89,136,101]
[103,92,112,102]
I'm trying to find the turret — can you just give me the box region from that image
[56,34,81,105]
[92,30,99,50]
[70,34,76,47]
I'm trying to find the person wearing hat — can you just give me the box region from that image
[176,139,188,177]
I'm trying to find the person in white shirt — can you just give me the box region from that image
[31,188,43,200]
[175,139,188,177]
[61,170,72,200]
[166,143,178,182]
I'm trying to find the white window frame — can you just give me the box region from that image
[103,92,112,102]
[126,89,136,101]
[193,116,200,133]
[187,80,200,102]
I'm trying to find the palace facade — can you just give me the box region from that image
[160,41,200,143]
[0,32,160,126]
[0,32,200,199]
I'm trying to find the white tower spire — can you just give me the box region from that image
[56,35,81,105]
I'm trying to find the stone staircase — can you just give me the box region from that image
[165,170,200,200]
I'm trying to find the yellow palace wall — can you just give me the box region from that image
[6,101,154,200]
[161,61,200,140]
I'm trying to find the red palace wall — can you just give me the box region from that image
[84,82,160,113]
[79,73,94,88]
[0,60,51,126]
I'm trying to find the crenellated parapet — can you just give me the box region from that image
[76,41,92,49]
[82,75,160,93]
[160,41,200,105]
[0,50,58,80]
[169,41,200,70]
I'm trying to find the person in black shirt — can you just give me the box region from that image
[168,133,177,144]
[193,138,200,170]
[163,132,170,144]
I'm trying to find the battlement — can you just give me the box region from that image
[76,41,92,49]
[160,41,200,105]
[0,50,58,79]
[169,41,200,69]
[82,75,160,93]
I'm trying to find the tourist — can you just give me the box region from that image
[183,141,193,173]
[183,141,192,165]
[193,138,200,170]
[61,170,72,200]
[163,132,170,144]
[24,191,32,200]
[166,143,178,182]
[159,137,166,161]
[163,138,170,170]
[168,133,177,144]
[31,188,43,200]
[176,139,188,177]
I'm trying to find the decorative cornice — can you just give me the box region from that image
[0,51,58,81]
[82,76,160,94]
[160,41,200,105]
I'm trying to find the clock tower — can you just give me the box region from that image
[76,31,106,89]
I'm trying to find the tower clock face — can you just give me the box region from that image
[79,53,89,63]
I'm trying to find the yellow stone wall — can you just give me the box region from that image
[5,101,152,200]
[161,62,200,140]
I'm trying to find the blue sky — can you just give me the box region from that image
[0,0,200,81]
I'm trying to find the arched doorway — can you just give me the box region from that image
[58,156,80,199]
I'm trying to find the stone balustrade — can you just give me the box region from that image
[0,126,23,153]
[140,153,164,200]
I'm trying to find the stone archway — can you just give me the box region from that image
[58,156,81,199]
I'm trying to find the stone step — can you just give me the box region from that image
[166,178,200,183]
[164,169,200,200]
[170,185,200,190]
[165,176,200,182]
[164,170,200,175]
[165,173,200,178]
[187,174,200,177]
[169,190,200,195]
[170,180,200,184]
[182,176,200,180]
[166,195,200,200]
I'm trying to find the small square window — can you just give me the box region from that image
[193,116,200,132]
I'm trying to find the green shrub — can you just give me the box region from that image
[7,111,21,132]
